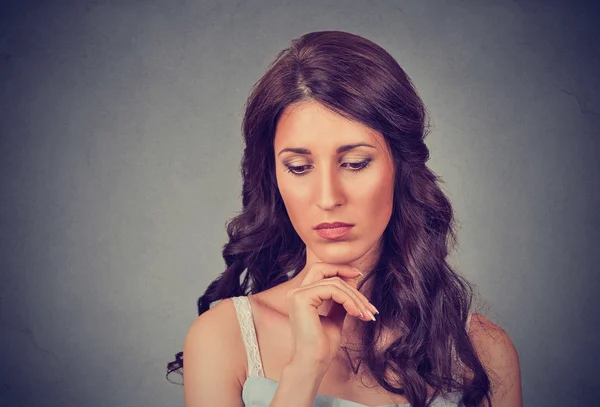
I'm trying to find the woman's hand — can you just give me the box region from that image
[285,263,379,373]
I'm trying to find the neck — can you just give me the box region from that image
[296,239,382,282]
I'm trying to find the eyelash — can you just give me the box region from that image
[285,160,372,177]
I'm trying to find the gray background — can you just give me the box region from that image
[1,0,598,406]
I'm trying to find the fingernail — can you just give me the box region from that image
[353,268,364,276]
[366,310,376,321]
[370,304,379,315]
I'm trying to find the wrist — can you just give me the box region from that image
[268,359,326,407]
[283,357,327,387]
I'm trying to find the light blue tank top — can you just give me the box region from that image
[231,296,471,407]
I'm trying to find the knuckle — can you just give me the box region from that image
[324,283,342,294]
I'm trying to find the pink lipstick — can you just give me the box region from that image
[313,222,354,240]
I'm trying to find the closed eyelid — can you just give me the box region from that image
[283,158,371,174]
[276,143,376,157]
[281,157,311,166]
[282,155,371,163]
[340,153,372,160]
[280,152,372,162]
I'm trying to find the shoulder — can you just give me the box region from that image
[182,298,247,405]
[466,313,523,407]
[467,313,519,366]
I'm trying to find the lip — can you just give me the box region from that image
[314,222,354,230]
[313,222,354,240]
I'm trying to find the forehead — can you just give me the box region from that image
[274,101,385,149]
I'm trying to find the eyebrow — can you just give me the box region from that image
[277,143,376,157]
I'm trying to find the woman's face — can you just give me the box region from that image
[274,101,395,267]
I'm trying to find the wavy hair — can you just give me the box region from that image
[167,30,492,407]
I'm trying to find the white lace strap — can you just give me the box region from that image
[452,312,473,381]
[231,296,265,378]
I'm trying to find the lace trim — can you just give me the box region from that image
[231,295,471,383]
[231,296,265,378]
[451,312,473,382]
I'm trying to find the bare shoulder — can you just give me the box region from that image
[467,313,523,407]
[182,298,247,407]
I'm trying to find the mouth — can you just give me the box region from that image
[313,222,354,240]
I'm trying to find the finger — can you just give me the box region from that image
[301,263,378,318]
[295,277,373,322]
[322,277,376,322]
[290,283,365,321]
[309,274,377,320]
[301,263,362,286]
[326,299,347,328]
[342,277,379,317]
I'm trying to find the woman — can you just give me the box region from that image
[167,31,522,407]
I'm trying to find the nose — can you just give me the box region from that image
[315,165,346,211]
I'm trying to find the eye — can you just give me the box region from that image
[285,164,313,176]
[341,160,371,172]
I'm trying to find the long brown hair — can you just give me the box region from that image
[167,30,492,407]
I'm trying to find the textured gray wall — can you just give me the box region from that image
[1,1,598,406]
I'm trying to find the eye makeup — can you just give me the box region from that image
[284,158,372,177]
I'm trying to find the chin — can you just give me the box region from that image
[312,242,368,265]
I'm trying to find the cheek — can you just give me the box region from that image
[277,177,311,222]
[354,170,394,221]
